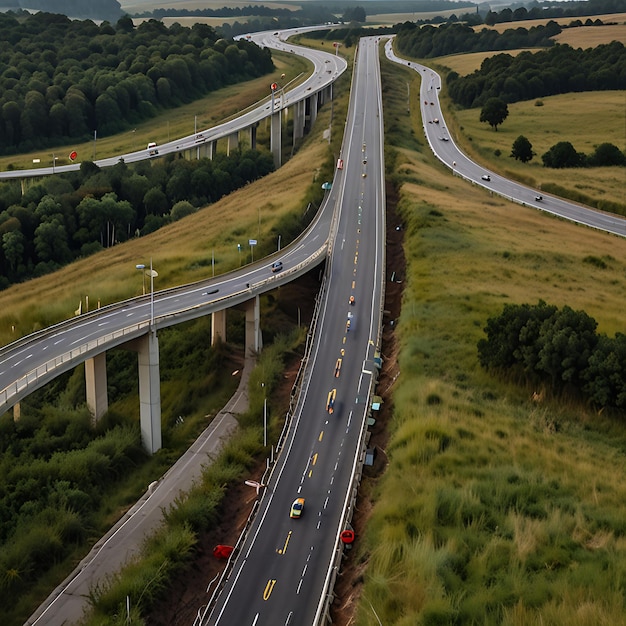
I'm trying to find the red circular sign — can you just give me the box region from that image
[340,530,355,544]
[69,150,78,161]
[271,83,278,91]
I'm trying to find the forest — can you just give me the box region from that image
[394,21,625,108]
[446,40,626,108]
[0,149,275,288]
[0,11,274,153]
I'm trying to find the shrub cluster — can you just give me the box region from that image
[0,412,145,608]
[478,300,626,410]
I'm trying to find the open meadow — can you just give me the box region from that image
[349,51,626,626]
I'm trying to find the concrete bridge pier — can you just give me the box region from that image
[212,309,227,345]
[227,131,239,156]
[137,331,162,454]
[308,92,319,129]
[293,99,305,143]
[85,352,108,423]
[245,295,263,356]
[270,111,282,168]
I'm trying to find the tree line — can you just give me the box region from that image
[395,20,561,59]
[478,300,626,411]
[447,40,625,109]
[0,0,122,22]
[481,0,626,27]
[0,149,275,288]
[0,11,273,153]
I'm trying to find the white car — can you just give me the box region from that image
[481,174,491,181]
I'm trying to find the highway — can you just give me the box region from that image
[197,36,386,625]
[0,29,346,180]
[384,40,626,239]
[12,25,626,626]
[0,27,348,411]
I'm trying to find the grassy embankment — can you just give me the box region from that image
[349,47,626,625]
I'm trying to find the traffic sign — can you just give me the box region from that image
[69,150,78,161]
[271,82,278,91]
[340,529,355,544]
[249,239,257,246]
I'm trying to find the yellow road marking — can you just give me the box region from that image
[319,430,324,441]
[277,530,292,555]
[263,579,276,600]
[312,453,318,465]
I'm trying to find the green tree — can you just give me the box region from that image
[34,219,71,264]
[2,230,25,273]
[171,200,196,221]
[535,305,598,391]
[583,333,626,410]
[589,142,626,167]
[479,97,509,131]
[542,141,583,168]
[510,135,534,163]
[143,187,169,216]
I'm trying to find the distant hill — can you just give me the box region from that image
[0,0,123,21]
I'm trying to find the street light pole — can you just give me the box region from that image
[149,257,154,331]
[136,263,146,295]
[261,382,267,447]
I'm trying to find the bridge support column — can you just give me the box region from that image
[245,295,262,356]
[308,92,319,129]
[227,132,239,156]
[212,309,226,345]
[13,402,20,421]
[270,111,282,169]
[137,332,162,454]
[85,352,108,423]
[249,123,257,150]
[293,100,305,141]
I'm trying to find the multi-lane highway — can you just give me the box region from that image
[12,24,626,626]
[196,35,386,625]
[385,40,626,239]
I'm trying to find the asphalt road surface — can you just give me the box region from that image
[197,36,386,626]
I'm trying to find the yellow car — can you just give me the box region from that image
[290,497,305,519]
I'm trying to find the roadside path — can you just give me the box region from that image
[26,357,252,626]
